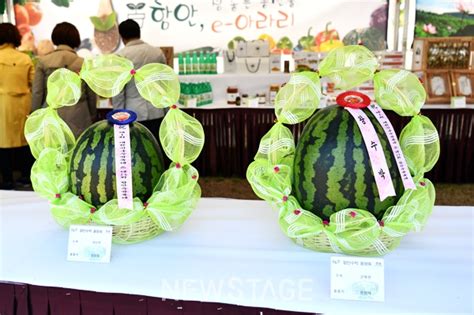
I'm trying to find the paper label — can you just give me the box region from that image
[367,104,416,190]
[451,96,466,108]
[346,107,396,200]
[114,124,134,210]
[186,98,197,107]
[331,256,385,302]
[249,98,259,107]
[67,225,113,263]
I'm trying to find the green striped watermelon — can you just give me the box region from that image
[70,120,165,206]
[293,105,403,220]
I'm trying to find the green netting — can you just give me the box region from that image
[383,179,435,232]
[246,159,292,203]
[147,165,201,231]
[374,70,426,116]
[80,54,133,98]
[159,108,205,164]
[135,63,180,108]
[31,148,69,200]
[277,196,323,238]
[92,198,146,226]
[274,72,321,124]
[327,209,380,251]
[319,45,378,90]
[46,68,82,109]
[24,108,76,159]
[50,192,93,227]
[400,115,440,178]
[254,122,295,167]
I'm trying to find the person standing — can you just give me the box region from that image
[0,23,35,189]
[112,19,167,136]
[32,22,97,138]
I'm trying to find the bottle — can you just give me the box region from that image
[269,84,279,106]
[205,52,211,74]
[227,86,239,105]
[241,93,249,106]
[178,53,184,75]
[258,92,266,105]
[199,52,206,74]
[192,52,199,75]
[180,82,189,105]
[185,52,191,75]
[206,81,213,105]
[197,82,204,106]
[210,53,217,74]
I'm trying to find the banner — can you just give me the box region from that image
[14,0,387,54]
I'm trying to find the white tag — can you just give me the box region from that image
[451,96,466,108]
[249,98,259,107]
[186,98,197,107]
[114,124,134,210]
[67,225,113,263]
[330,256,384,302]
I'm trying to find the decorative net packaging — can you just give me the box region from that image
[24,56,205,244]
[246,45,440,256]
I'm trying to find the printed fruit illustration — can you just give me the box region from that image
[293,105,403,220]
[298,27,314,51]
[276,36,293,50]
[91,0,120,53]
[343,27,386,51]
[70,120,165,206]
[259,34,276,50]
[314,22,340,46]
[14,4,29,26]
[319,38,344,52]
[25,2,42,26]
[227,36,245,50]
[17,24,31,36]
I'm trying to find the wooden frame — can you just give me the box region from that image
[423,70,452,104]
[450,70,474,103]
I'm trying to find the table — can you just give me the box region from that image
[1,191,473,314]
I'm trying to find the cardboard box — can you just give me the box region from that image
[246,40,270,57]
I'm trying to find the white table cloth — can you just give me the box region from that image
[1,190,473,314]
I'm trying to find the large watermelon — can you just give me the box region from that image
[293,105,403,220]
[70,120,165,206]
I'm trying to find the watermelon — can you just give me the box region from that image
[293,105,403,220]
[70,120,165,206]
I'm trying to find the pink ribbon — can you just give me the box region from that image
[367,104,416,190]
[114,124,134,210]
[346,107,396,201]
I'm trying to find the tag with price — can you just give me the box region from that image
[67,225,113,263]
[331,256,385,302]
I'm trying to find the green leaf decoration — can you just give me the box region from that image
[80,54,133,98]
[135,63,180,108]
[275,71,321,124]
[319,45,378,90]
[46,68,82,109]
[254,122,295,167]
[374,70,426,116]
[246,159,292,203]
[90,12,117,32]
[159,108,205,164]
[50,192,93,227]
[24,108,75,159]
[31,148,69,201]
[400,115,440,178]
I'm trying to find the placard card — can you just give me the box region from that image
[67,225,113,263]
[330,256,385,302]
[114,124,134,210]
[186,98,197,108]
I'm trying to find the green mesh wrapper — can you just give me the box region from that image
[24,108,75,159]
[254,123,295,167]
[80,54,133,98]
[246,159,292,203]
[159,108,205,164]
[50,192,93,227]
[374,70,426,116]
[31,148,69,200]
[326,209,380,252]
[319,45,378,90]
[92,198,146,226]
[146,164,201,231]
[135,63,180,108]
[46,68,82,109]
[383,179,435,233]
[278,196,323,238]
[275,72,321,124]
[400,115,440,178]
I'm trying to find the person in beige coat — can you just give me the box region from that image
[0,23,35,189]
[32,22,97,138]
